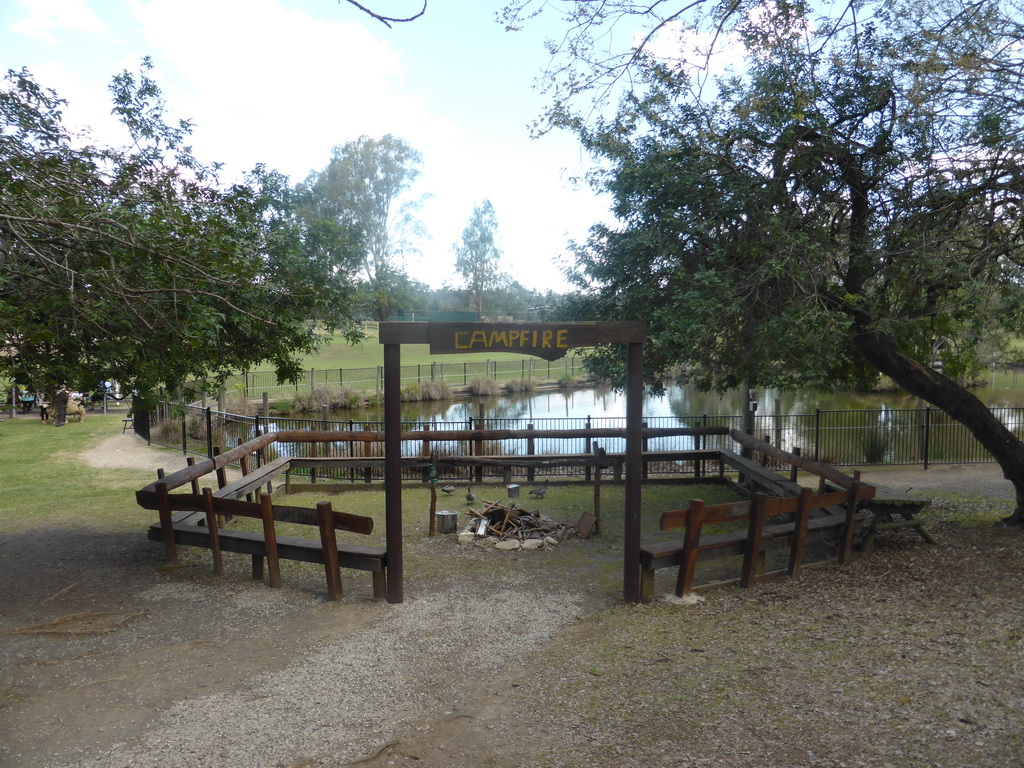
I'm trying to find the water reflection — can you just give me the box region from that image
[297,372,1024,425]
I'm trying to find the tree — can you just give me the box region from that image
[0,62,361,405]
[298,135,425,320]
[545,0,1024,522]
[453,199,504,317]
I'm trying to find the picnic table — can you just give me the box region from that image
[842,482,937,551]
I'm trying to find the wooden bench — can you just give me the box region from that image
[718,449,805,497]
[145,468,387,600]
[640,482,874,600]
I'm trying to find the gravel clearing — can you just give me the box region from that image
[52,584,585,768]
[1,429,1022,768]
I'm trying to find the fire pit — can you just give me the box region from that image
[458,499,576,550]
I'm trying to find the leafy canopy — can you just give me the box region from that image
[0,61,361,403]
[296,135,426,321]
[453,199,505,316]
[554,0,1024,394]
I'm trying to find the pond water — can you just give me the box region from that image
[300,367,1024,424]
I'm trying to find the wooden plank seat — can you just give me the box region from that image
[717,449,805,497]
[213,456,291,500]
[147,484,385,600]
[640,482,875,601]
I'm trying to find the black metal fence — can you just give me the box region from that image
[143,403,1019,482]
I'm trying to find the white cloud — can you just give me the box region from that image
[11,0,108,45]
[125,0,413,180]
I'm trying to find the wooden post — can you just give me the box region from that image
[383,342,404,603]
[428,483,437,537]
[212,446,227,489]
[740,493,768,588]
[201,488,224,577]
[317,501,342,600]
[624,341,644,603]
[259,493,281,588]
[592,442,602,535]
[787,487,813,578]
[674,499,704,597]
[206,407,213,459]
[839,482,865,565]
[421,423,431,460]
[239,448,251,502]
[185,457,200,494]
[155,478,178,564]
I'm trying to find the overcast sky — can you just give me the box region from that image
[1,0,614,293]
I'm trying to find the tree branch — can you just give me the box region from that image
[341,0,426,27]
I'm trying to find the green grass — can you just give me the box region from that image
[0,415,183,533]
[0,413,745,600]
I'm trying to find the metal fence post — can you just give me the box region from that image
[924,407,931,470]
[814,409,821,462]
[527,423,535,482]
[585,415,593,482]
[206,407,213,458]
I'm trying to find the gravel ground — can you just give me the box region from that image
[1,433,1021,768]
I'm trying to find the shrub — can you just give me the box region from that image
[503,378,536,394]
[152,417,180,444]
[292,386,364,413]
[329,385,365,410]
[418,380,453,402]
[184,412,207,440]
[400,381,453,402]
[226,395,259,417]
[466,377,501,396]
[860,430,891,464]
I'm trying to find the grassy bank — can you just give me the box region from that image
[0,415,180,533]
[295,336,566,370]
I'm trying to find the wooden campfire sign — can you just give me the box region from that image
[381,321,646,362]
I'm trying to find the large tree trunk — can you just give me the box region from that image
[853,327,1024,524]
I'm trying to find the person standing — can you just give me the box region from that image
[37,392,49,422]
[53,387,69,426]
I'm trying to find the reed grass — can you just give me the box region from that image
[466,377,501,396]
